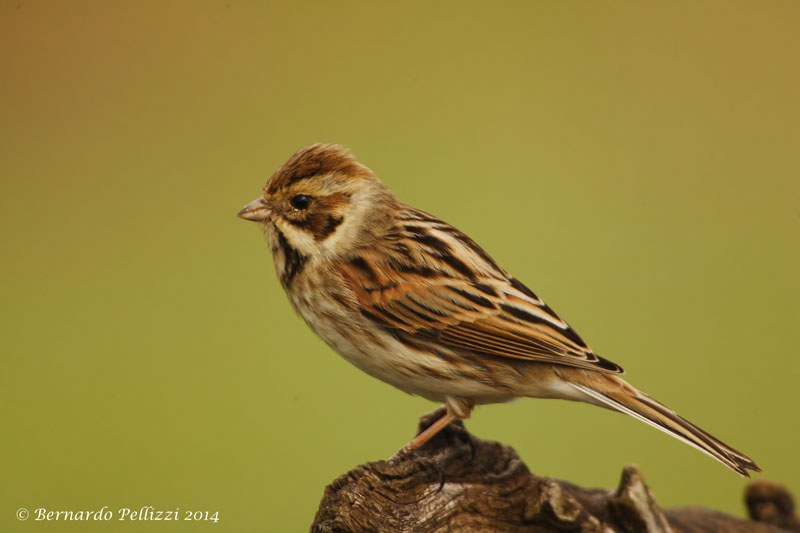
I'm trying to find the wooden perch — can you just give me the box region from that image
[311,413,797,532]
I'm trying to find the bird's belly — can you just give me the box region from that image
[293,299,513,404]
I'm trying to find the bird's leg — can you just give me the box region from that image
[403,407,456,452]
[419,405,447,426]
[402,397,474,453]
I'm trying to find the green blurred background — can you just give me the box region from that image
[2,1,798,531]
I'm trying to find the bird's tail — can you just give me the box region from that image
[569,377,760,477]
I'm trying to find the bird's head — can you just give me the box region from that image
[238,144,395,261]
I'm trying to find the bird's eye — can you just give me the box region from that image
[290,195,311,210]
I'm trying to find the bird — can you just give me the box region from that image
[237,143,760,476]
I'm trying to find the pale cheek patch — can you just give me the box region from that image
[320,187,377,256]
[274,218,317,256]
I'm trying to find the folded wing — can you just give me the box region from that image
[339,207,623,374]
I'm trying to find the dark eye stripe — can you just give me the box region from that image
[285,213,343,240]
[287,218,309,229]
[316,215,343,240]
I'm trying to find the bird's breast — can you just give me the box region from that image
[282,269,518,404]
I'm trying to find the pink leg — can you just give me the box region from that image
[402,408,457,452]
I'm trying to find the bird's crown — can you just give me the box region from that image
[264,143,373,195]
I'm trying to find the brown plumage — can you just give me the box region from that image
[238,143,760,477]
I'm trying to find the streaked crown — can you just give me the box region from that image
[264,143,373,194]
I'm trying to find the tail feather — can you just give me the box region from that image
[571,382,760,477]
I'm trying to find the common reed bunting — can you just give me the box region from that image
[238,144,759,476]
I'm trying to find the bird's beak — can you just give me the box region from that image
[237,197,272,222]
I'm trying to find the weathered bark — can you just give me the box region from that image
[311,414,797,532]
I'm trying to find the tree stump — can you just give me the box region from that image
[311,414,797,532]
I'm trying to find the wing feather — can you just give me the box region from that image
[340,207,623,374]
